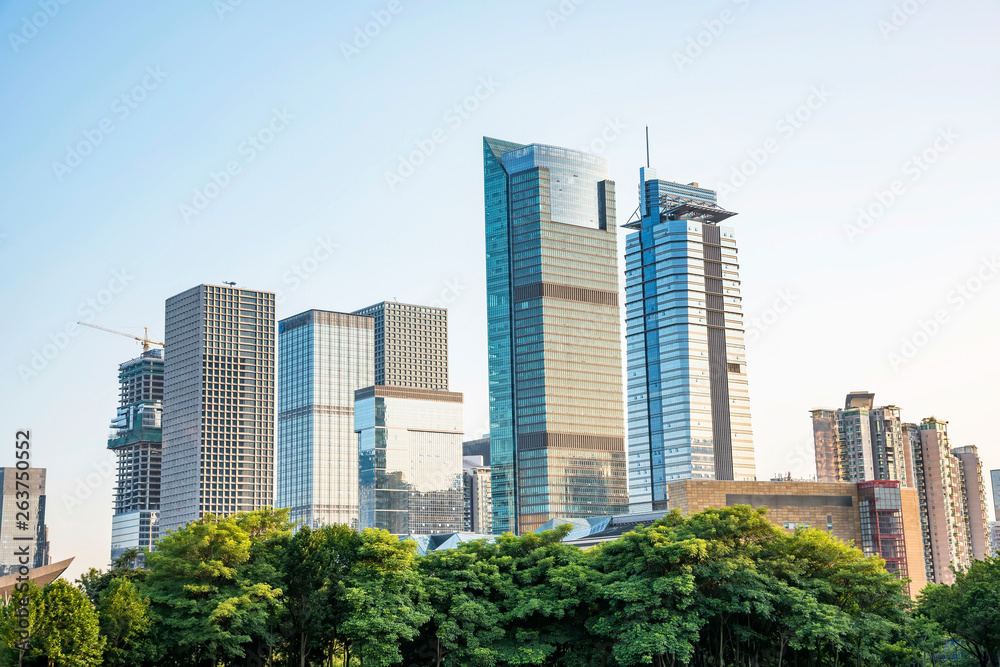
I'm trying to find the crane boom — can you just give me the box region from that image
[78,322,164,352]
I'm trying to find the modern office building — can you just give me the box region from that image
[0,468,49,576]
[624,168,755,512]
[277,310,373,529]
[463,436,491,466]
[952,446,990,560]
[990,521,1000,556]
[483,137,629,534]
[356,386,465,535]
[809,393,909,487]
[552,479,926,596]
[463,455,492,534]
[160,284,276,531]
[107,348,163,560]
[913,417,971,584]
[991,469,1000,521]
[353,301,448,390]
[810,409,839,483]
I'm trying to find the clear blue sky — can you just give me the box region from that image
[1,1,998,580]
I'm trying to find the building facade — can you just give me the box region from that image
[810,409,840,483]
[624,168,756,512]
[463,455,492,534]
[277,310,373,529]
[463,436,491,466]
[160,284,276,531]
[991,469,1000,521]
[353,301,448,390]
[356,386,464,535]
[0,468,49,576]
[952,446,990,560]
[107,349,163,560]
[484,137,628,534]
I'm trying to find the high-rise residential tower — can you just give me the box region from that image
[0,468,49,576]
[484,138,628,533]
[277,310,373,529]
[991,469,1000,521]
[810,409,839,483]
[952,446,990,560]
[107,349,163,560]
[160,284,276,531]
[624,168,755,511]
[353,301,448,390]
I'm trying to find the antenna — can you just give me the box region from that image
[223,281,236,287]
[645,126,650,168]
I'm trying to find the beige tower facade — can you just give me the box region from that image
[161,284,276,531]
[810,409,840,483]
[952,445,990,560]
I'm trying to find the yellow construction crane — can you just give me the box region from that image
[78,322,165,352]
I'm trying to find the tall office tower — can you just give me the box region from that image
[952,446,990,560]
[356,386,464,535]
[352,301,448,390]
[161,284,276,531]
[277,310,373,529]
[484,137,628,533]
[810,409,840,483]
[811,393,908,486]
[991,469,1000,521]
[463,455,492,534]
[624,167,755,512]
[914,417,971,584]
[107,349,163,560]
[0,468,49,575]
[462,436,491,466]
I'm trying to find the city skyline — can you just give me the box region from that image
[2,1,998,582]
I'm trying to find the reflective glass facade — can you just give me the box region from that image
[161,284,276,530]
[858,481,909,587]
[625,169,756,512]
[0,468,48,576]
[356,387,464,535]
[277,310,373,529]
[107,349,163,560]
[484,138,628,534]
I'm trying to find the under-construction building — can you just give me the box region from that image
[108,349,164,561]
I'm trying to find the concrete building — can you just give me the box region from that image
[624,169,756,513]
[952,446,990,560]
[356,386,464,535]
[991,469,1000,521]
[0,468,49,576]
[160,284,276,531]
[484,137,628,533]
[463,455,492,534]
[107,349,163,560]
[353,301,448,390]
[462,436,490,466]
[989,521,1000,556]
[811,393,909,487]
[913,418,971,584]
[277,310,374,529]
[550,479,926,595]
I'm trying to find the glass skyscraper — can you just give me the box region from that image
[0,468,49,576]
[624,168,756,512]
[277,310,374,529]
[355,386,464,535]
[484,137,628,534]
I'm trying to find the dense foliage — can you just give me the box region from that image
[1,505,997,666]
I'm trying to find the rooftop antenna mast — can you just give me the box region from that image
[645,126,650,168]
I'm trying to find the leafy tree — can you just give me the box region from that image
[97,577,153,666]
[919,556,1000,667]
[76,547,148,605]
[21,579,105,667]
